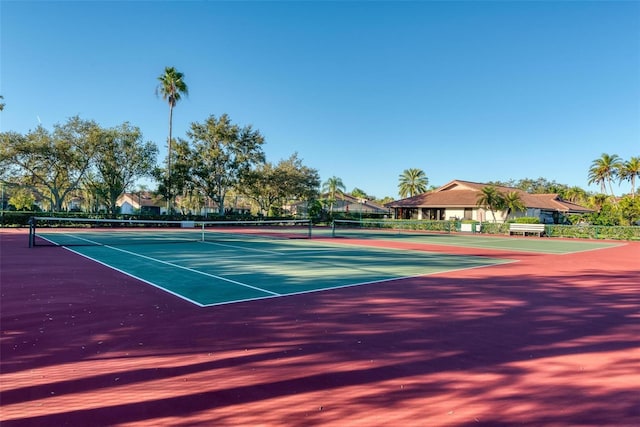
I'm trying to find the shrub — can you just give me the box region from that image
[514,217,541,224]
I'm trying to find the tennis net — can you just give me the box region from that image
[29,217,313,247]
[331,219,453,238]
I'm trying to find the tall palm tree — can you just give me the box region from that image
[588,153,622,197]
[156,66,188,212]
[398,168,428,198]
[322,176,346,214]
[476,185,505,223]
[0,95,5,111]
[618,156,640,198]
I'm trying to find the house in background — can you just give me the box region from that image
[117,192,163,215]
[386,180,592,224]
[325,193,391,216]
[289,193,391,218]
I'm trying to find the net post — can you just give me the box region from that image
[307,220,312,238]
[28,216,35,248]
[201,222,205,242]
[331,220,336,238]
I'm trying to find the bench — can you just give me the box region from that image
[509,223,546,237]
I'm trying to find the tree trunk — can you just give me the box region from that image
[167,105,173,213]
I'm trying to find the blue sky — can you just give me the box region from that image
[2,0,639,199]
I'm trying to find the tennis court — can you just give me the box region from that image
[32,221,514,306]
[329,219,622,254]
[27,217,621,307]
[2,222,638,426]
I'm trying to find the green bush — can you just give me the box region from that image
[0,211,35,227]
[547,225,640,240]
[514,217,541,224]
[480,222,509,234]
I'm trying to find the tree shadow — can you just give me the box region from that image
[1,231,639,425]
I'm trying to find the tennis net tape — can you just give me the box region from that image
[29,217,312,247]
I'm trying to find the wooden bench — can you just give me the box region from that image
[509,223,546,237]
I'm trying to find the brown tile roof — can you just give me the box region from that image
[320,192,389,212]
[117,192,163,208]
[527,194,593,213]
[386,179,593,213]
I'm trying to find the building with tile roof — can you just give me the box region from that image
[386,180,592,224]
[117,192,163,215]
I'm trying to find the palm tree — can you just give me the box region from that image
[156,66,188,212]
[476,185,505,223]
[588,193,609,213]
[563,186,588,204]
[322,176,346,214]
[618,156,640,198]
[398,168,428,198]
[503,191,525,219]
[0,95,5,111]
[351,188,369,200]
[588,153,622,197]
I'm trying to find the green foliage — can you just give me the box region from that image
[351,188,371,200]
[586,202,620,226]
[241,153,320,215]
[306,199,323,220]
[503,191,525,218]
[1,117,99,211]
[488,177,569,194]
[357,219,452,233]
[157,66,189,211]
[588,153,623,196]
[1,211,35,227]
[618,195,640,226]
[398,168,428,198]
[514,217,540,224]
[563,186,589,205]
[88,123,158,215]
[188,114,266,216]
[546,225,640,240]
[618,156,640,197]
[476,185,505,222]
[156,67,189,108]
[322,176,346,213]
[8,188,36,210]
[479,222,509,234]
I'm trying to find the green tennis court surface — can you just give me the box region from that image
[39,233,512,307]
[326,226,621,254]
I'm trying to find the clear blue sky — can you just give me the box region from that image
[2,0,639,199]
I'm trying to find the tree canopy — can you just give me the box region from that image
[398,168,428,198]
[1,117,156,213]
[476,185,505,223]
[240,153,320,216]
[0,116,98,211]
[87,123,157,215]
[188,114,266,215]
[588,153,623,197]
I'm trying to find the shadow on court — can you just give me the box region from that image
[1,229,638,426]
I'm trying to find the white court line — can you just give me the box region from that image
[35,234,206,306]
[200,258,520,307]
[58,234,281,297]
[200,239,281,254]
